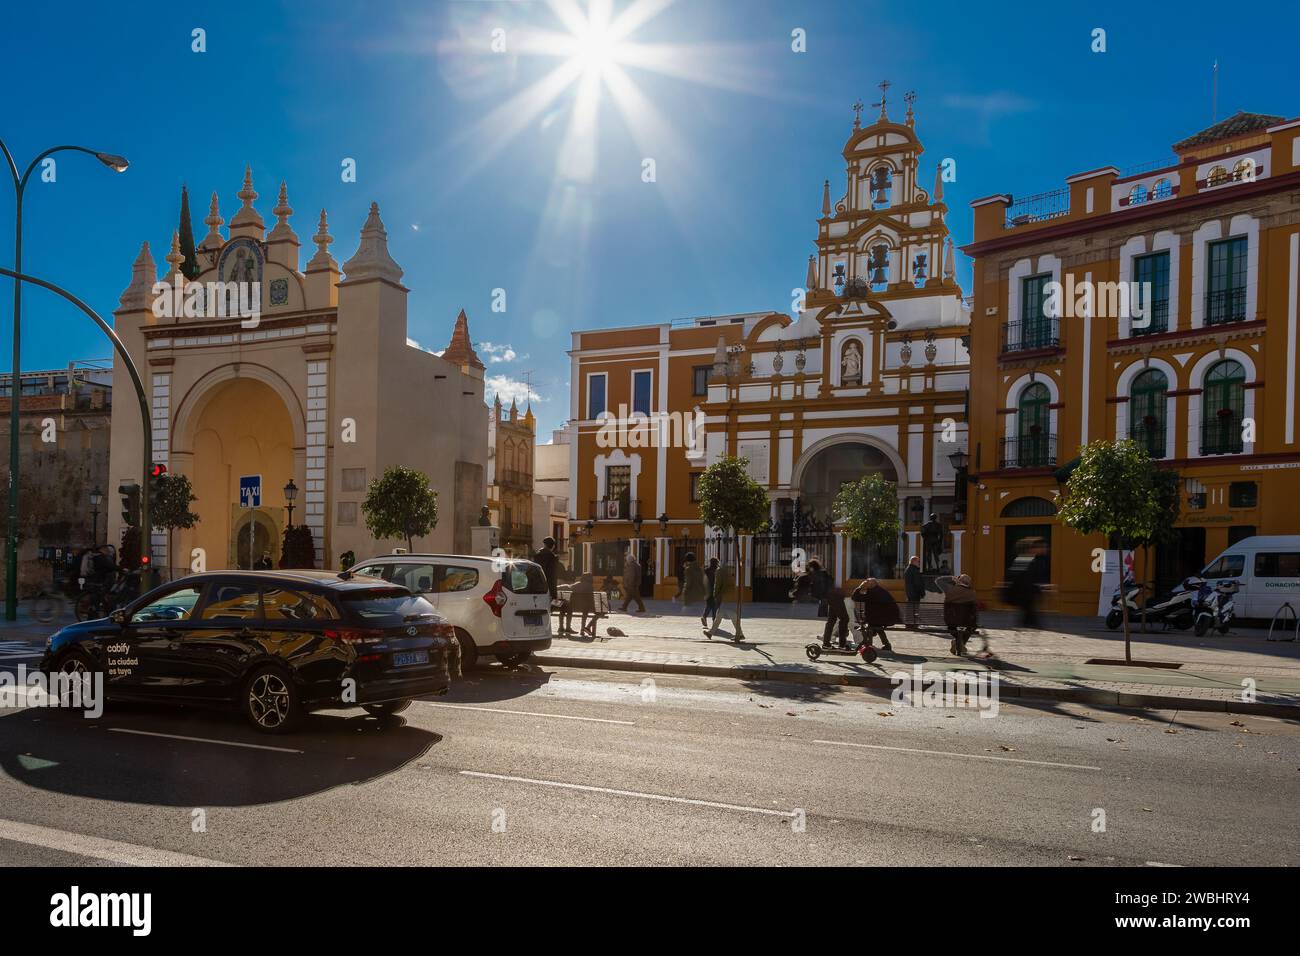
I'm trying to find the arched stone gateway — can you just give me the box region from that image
[108,170,490,573]
[175,376,296,573]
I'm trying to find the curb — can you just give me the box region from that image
[534,653,1300,719]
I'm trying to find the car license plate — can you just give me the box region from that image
[392,651,428,667]
[521,612,543,626]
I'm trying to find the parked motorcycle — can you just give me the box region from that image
[1105,579,1144,630]
[1193,579,1238,636]
[1136,577,1198,631]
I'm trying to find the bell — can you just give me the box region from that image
[870,266,887,285]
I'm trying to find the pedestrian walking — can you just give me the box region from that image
[701,557,719,628]
[704,558,734,633]
[561,572,597,637]
[676,551,707,611]
[620,550,646,613]
[850,577,898,652]
[903,554,925,628]
[531,537,560,604]
[935,572,979,656]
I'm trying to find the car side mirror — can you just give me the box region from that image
[110,608,128,626]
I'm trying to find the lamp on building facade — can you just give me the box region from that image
[632,514,643,535]
[658,512,669,535]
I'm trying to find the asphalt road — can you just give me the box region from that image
[0,657,1297,867]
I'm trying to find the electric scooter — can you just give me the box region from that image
[1193,579,1238,636]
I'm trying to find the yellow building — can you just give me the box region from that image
[567,94,970,598]
[962,111,1300,615]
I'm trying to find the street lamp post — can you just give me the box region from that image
[1,140,127,619]
[283,478,298,528]
[0,266,150,599]
[89,486,102,547]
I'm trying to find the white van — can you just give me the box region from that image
[348,554,552,669]
[1196,536,1300,622]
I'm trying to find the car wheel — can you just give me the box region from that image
[54,649,99,710]
[456,629,478,671]
[363,700,411,719]
[496,651,531,668]
[242,666,300,734]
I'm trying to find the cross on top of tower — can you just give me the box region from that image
[851,99,864,129]
[872,79,891,119]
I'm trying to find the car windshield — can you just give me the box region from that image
[503,562,549,594]
[340,587,437,624]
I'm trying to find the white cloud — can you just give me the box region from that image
[476,340,524,364]
[485,374,542,405]
[407,337,444,356]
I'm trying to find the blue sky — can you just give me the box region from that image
[1,0,1297,438]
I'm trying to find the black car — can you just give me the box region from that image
[39,570,461,733]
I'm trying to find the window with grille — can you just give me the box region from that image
[1021,274,1053,348]
[1016,382,1051,466]
[1206,236,1247,325]
[1129,369,1168,457]
[1132,252,1169,334]
[1202,359,1245,454]
[692,365,710,396]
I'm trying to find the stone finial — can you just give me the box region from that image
[509,398,518,421]
[943,237,955,280]
[821,179,831,216]
[163,230,186,282]
[200,191,225,250]
[341,202,403,283]
[230,165,264,230]
[805,254,817,292]
[307,209,336,269]
[933,162,944,205]
[118,241,157,310]
[268,180,299,243]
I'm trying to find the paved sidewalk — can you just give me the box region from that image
[537,599,1300,717]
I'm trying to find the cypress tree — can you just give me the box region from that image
[178,184,201,280]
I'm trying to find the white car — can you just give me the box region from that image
[348,554,552,669]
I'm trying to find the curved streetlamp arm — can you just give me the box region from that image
[0,266,153,586]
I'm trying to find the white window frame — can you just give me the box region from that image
[630,367,654,417]
[586,371,608,420]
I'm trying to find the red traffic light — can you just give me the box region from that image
[140,554,150,565]
[150,463,167,479]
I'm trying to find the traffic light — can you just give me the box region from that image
[149,462,167,502]
[119,482,141,527]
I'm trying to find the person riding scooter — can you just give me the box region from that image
[935,572,979,656]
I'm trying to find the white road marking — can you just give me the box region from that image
[108,727,303,754]
[1145,861,1183,867]
[459,770,797,817]
[422,702,634,725]
[812,738,1101,771]
[0,818,229,867]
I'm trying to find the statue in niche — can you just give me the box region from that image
[841,341,863,386]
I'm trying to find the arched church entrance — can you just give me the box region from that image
[175,376,297,573]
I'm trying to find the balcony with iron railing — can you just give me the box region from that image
[589,498,640,521]
[1202,411,1244,456]
[1000,317,1061,353]
[500,468,533,489]
[500,521,534,541]
[1000,435,1057,469]
[1004,188,1070,229]
[1130,299,1170,335]
[1205,287,1247,326]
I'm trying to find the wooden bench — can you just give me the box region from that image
[553,587,611,636]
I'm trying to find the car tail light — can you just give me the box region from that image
[482,580,507,618]
[325,627,384,645]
